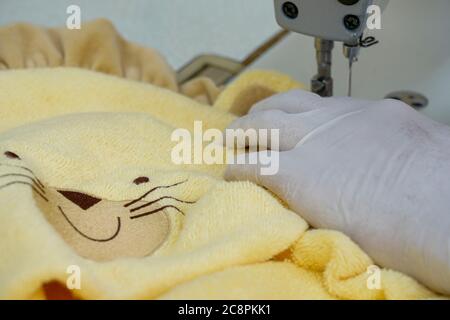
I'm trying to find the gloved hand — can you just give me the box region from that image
[226,90,450,295]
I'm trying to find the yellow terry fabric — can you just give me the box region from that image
[0,68,441,300]
[214,70,305,115]
[0,68,234,135]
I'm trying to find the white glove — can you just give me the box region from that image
[226,90,450,295]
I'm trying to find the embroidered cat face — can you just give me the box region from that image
[0,151,195,262]
[0,113,220,262]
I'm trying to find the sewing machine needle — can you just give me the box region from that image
[348,59,353,97]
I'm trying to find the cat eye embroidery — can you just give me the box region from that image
[4,151,21,160]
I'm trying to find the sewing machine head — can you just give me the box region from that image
[274,0,373,45]
[273,0,387,96]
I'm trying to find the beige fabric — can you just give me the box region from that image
[0,19,222,105]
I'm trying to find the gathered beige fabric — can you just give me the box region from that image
[0,19,221,105]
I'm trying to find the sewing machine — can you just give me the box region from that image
[274,0,387,97]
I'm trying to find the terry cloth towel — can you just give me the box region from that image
[0,68,443,300]
[0,19,221,105]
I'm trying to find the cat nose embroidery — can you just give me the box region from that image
[58,190,102,210]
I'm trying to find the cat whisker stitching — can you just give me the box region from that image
[0,163,45,189]
[129,196,196,213]
[0,181,48,202]
[124,179,188,208]
[130,205,185,220]
[0,173,46,194]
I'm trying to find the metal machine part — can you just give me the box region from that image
[274,0,373,44]
[312,39,334,97]
[274,0,385,96]
[343,35,378,96]
[343,44,359,96]
[177,30,290,87]
[385,91,429,109]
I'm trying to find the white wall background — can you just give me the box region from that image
[0,0,280,69]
